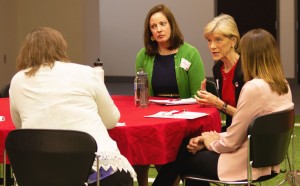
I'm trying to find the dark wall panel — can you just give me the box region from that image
[216,0,278,39]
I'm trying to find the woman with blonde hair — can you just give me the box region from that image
[153,28,293,186]
[196,14,245,131]
[10,27,136,186]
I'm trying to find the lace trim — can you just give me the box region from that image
[92,151,136,179]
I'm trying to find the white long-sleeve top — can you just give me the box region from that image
[9,61,136,178]
[211,78,294,181]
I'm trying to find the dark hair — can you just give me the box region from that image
[143,4,184,56]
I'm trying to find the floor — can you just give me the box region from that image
[106,78,300,115]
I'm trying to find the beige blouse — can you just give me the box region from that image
[211,78,294,181]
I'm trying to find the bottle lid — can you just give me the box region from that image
[94,58,103,67]
[137,72,148,77]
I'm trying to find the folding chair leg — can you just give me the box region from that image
[13,173,17,186]
[4,150,6,186]
[278,132,296,186]
[96,154,100,186]
[277,178,288,186]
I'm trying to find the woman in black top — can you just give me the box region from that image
[195,14,245,131]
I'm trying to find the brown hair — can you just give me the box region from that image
[240,28,288,95]
[143,4,184,56]
[204,14,240,52]
[16,27,70,76]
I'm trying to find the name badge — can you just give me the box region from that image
[180,58,191,71]
[0,116,5,122]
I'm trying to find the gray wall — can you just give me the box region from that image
[0,0,296,87]
[99,0,214,77]
[99,0,296,78]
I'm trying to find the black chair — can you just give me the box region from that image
[206,80,219,97]
[182,108,295,186]
[0,83,10,98]
[205,79,227,128]
[4,129,98,186]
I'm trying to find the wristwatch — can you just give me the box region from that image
[221,103,227,113]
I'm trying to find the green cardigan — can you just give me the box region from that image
[135,42,205,98]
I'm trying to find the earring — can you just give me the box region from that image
[151,36,155,41]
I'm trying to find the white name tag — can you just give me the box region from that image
[180,58,191,71]
[0,116,5,122]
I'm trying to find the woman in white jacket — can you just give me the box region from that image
[9,27,136,186]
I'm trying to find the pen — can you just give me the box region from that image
[171,109,187,115]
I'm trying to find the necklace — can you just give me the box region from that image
[158,48,176,55]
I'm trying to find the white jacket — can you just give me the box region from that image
[10,61,136,178]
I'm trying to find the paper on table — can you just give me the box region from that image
[0,116,5,122]
[116,122,126,127]
[144,110,208,119]
[149,98,197,105]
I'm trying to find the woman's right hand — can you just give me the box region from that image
[195,90,219,107]
[187,136,205,154]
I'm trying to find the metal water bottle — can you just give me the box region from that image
[94,58,104,81]
[134,71,149,108]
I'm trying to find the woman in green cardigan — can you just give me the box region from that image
[136,4,205,99]
[134,4,205,186]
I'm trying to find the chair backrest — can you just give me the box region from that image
[206,80,219,97]
[248,108,294,168]
[0,83,10,98]
[5,129,97,186]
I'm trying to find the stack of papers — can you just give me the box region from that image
[149,98,197,105]
[144,110,208,119]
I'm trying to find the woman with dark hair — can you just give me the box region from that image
[135,4,205,185]
[153,28,294,186]
[136,4,205,99]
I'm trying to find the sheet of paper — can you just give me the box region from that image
[116,122,126,127]
[149,98,197,105]
[144,110,208,119]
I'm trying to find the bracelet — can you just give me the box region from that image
[221,103,227,113]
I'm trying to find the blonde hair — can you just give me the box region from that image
[204,14,240,51]
[16,27,70,76]
[240,28,288,95]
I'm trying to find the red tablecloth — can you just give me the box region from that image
[0,96,221,165]
[109,95,221,165]
[0,98,15,163]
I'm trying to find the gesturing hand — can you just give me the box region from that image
[194,90,219,107]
